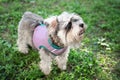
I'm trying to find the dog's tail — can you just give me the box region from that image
[23,11,44,29]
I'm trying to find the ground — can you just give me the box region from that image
[0,0,120,80]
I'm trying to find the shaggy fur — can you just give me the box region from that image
[17,11,86,75]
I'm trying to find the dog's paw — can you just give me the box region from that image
[42,70,51,75]
[18,47,28,54]
[58,64,67,70]
[39,63,51,75]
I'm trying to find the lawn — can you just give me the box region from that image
[0,0,120,80]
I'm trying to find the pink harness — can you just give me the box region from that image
[33,24,67,56]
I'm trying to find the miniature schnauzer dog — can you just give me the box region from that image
[17,11,86,75]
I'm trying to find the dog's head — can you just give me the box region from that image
[44,12,87,47]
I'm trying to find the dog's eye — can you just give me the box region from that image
[72,19,78,22]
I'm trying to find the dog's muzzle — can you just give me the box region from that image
[79,28,85,36]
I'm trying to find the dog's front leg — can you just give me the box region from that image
[39,49,52,75]
[55,48,70,70]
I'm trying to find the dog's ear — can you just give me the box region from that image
[50,18,58,28]
[47,18,59,34]
[44,18,58,28]
[50,18,59,34]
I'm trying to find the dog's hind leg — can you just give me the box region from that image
[17,18,31,54]
[17,29,29,54]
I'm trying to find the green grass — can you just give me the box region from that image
[0,0,120,80]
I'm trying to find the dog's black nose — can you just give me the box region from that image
[79,23,84,28]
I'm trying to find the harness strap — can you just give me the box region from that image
[39,46,58,56]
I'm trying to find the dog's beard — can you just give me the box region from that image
[65,28,84,45]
